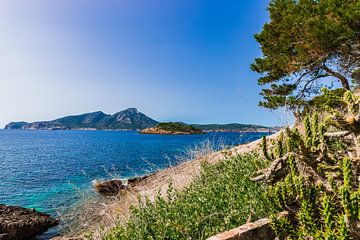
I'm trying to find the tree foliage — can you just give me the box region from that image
[252,0,360,109]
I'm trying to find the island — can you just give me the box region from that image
[4,108,158,130]
[140,122,205,135]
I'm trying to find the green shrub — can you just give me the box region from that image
[104,154,273,240]
[265,90,360,239]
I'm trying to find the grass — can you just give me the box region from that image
[104,153,273,240]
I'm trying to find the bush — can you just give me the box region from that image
[262,90,360,239]
[104,154,273,240]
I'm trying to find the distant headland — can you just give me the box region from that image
[4,108,278,132]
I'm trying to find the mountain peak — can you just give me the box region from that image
[121,108,138,113]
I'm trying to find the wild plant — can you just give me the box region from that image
[258,89,360,239]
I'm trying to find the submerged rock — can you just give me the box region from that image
[0,204,59,240]
[93,179,125,196]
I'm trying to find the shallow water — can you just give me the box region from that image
[0,130,269,217]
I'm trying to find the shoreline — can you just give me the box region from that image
[58,130,281,239]
[2,128,276,133]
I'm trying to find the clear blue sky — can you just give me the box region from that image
[0,0,287,127]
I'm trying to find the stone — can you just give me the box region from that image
[52,237,84,240]
[206,211,289,240]
[93,179,125,196]
[127,175,152,187]
[0,204,59,240]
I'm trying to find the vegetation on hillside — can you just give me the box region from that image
[252,0,360,109]
[257,89,360,239]
[101,89,359,240]
[104,154,273,240]
[157,122,202,133]
[140,122,204,134]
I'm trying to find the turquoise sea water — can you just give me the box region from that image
[0,130,269,235]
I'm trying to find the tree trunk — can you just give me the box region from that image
[322,65,351,90]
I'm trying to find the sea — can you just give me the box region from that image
[0,130,270,237]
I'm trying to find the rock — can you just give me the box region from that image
[93,179,125,196]
[206,211,289,240]
[127,175,152,187]
[0,204,59,240]
[206,218,274,240]
[52,237,84,240]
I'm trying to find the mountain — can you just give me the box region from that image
[4,110,278,132]
[4,108,159,130]
[192,123,276,132]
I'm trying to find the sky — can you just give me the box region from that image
[0,0,288,127]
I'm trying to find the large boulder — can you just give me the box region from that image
[0,204,59,240]
[93,179,125,196]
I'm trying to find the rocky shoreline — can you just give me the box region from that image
[0,204,59,240]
